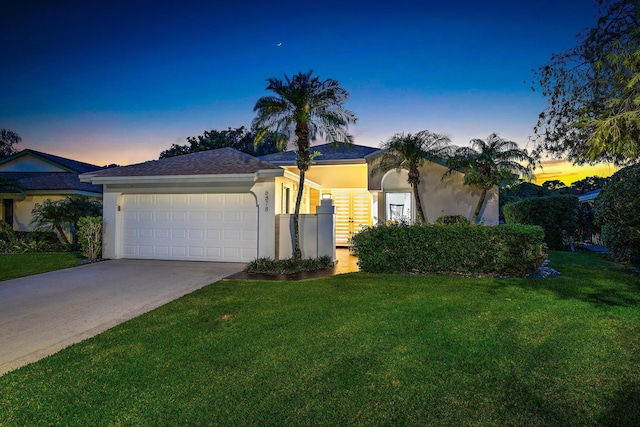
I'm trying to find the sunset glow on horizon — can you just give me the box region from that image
[2,1,604,184]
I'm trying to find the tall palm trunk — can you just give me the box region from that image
[409,167,427,223]
[292,122,311,259]
[412,184,427,223]
[293,169,305,259]
[55,224,70,244]
[472,189,488,225]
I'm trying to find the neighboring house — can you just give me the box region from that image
[578,189,600,205]
[0,149,103,232]
[81,144,498,263]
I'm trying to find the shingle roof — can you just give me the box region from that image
[0,172,103,194]
[87,147,282,178]
[259,143,380,164]
[0,149,104,173]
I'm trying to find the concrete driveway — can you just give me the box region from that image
[0,259,245,376]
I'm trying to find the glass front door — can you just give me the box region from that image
[385,192,412,222]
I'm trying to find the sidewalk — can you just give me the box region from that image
[227,248,359,281]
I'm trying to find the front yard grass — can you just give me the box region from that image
[0,251,638,426]
[0,252,82,281]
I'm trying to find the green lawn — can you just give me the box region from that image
[0,252,82,281]
[0,252,638,426]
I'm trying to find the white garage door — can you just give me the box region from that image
[121,193,257,262]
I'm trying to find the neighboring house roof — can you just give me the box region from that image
[259,143,380,165]
[0,172,103,194]
[0,149,103,173]
[83,147,282,180]
[579,189,601,203]
[0,149,104,197]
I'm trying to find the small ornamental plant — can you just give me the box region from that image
[77,216,103,261]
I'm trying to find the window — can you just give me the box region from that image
[385,192,412,222]
[282,185,291,214]
[3,199,14,226]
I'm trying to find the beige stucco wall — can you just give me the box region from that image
[284,164,369,189]
[379,162,499,225]
[12,195,67,232]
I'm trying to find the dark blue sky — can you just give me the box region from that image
[1,0,608,180]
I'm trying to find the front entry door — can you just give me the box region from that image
[332,190,373,246]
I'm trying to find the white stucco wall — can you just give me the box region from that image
[100,179,279,261]
[278,200,336,260]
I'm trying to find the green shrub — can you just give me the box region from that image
[595,163,640,264]
[503,195,578,250]
[247,256,333,274]
[77,216,103,261]
[0,224,73,254]
[435,215,470,225]
[0,220,18,253]
[350,223,545,276]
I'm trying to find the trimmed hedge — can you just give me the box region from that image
[435,215,470,225]
[503,195,578,250]
[350,223,545,276]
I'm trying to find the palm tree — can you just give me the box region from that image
[31,199,72,244]
[31,196,102,244]
[371,130,451,223]
[443,133,537,224]
[252,71,357,259]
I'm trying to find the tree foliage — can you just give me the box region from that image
[371,131,451,223]
[0,129,21,159]
[159,126,280,159]
[541,179,570,193]
[594,162,640,262]
[534,0,640,165]
[444,133,536,224]
[252,70,357,259]
[570,175,611,194]
[31,196,102,244]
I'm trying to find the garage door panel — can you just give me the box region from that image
[170,246,186,257]
[122,193,257,262]
[206,247,222,258]
[138,228,153,238]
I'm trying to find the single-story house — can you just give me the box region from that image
[260,143,499,245]
[80,144,498,262]
[0,149,103,232]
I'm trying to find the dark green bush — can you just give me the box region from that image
[14,231,61,245]
[595,163,640,264]
[350,223,545,276]
[0,220,18,253]
[247,256,333,274]
[0,225,72,254]
[435,215,470,225]
[503,195,578,250]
